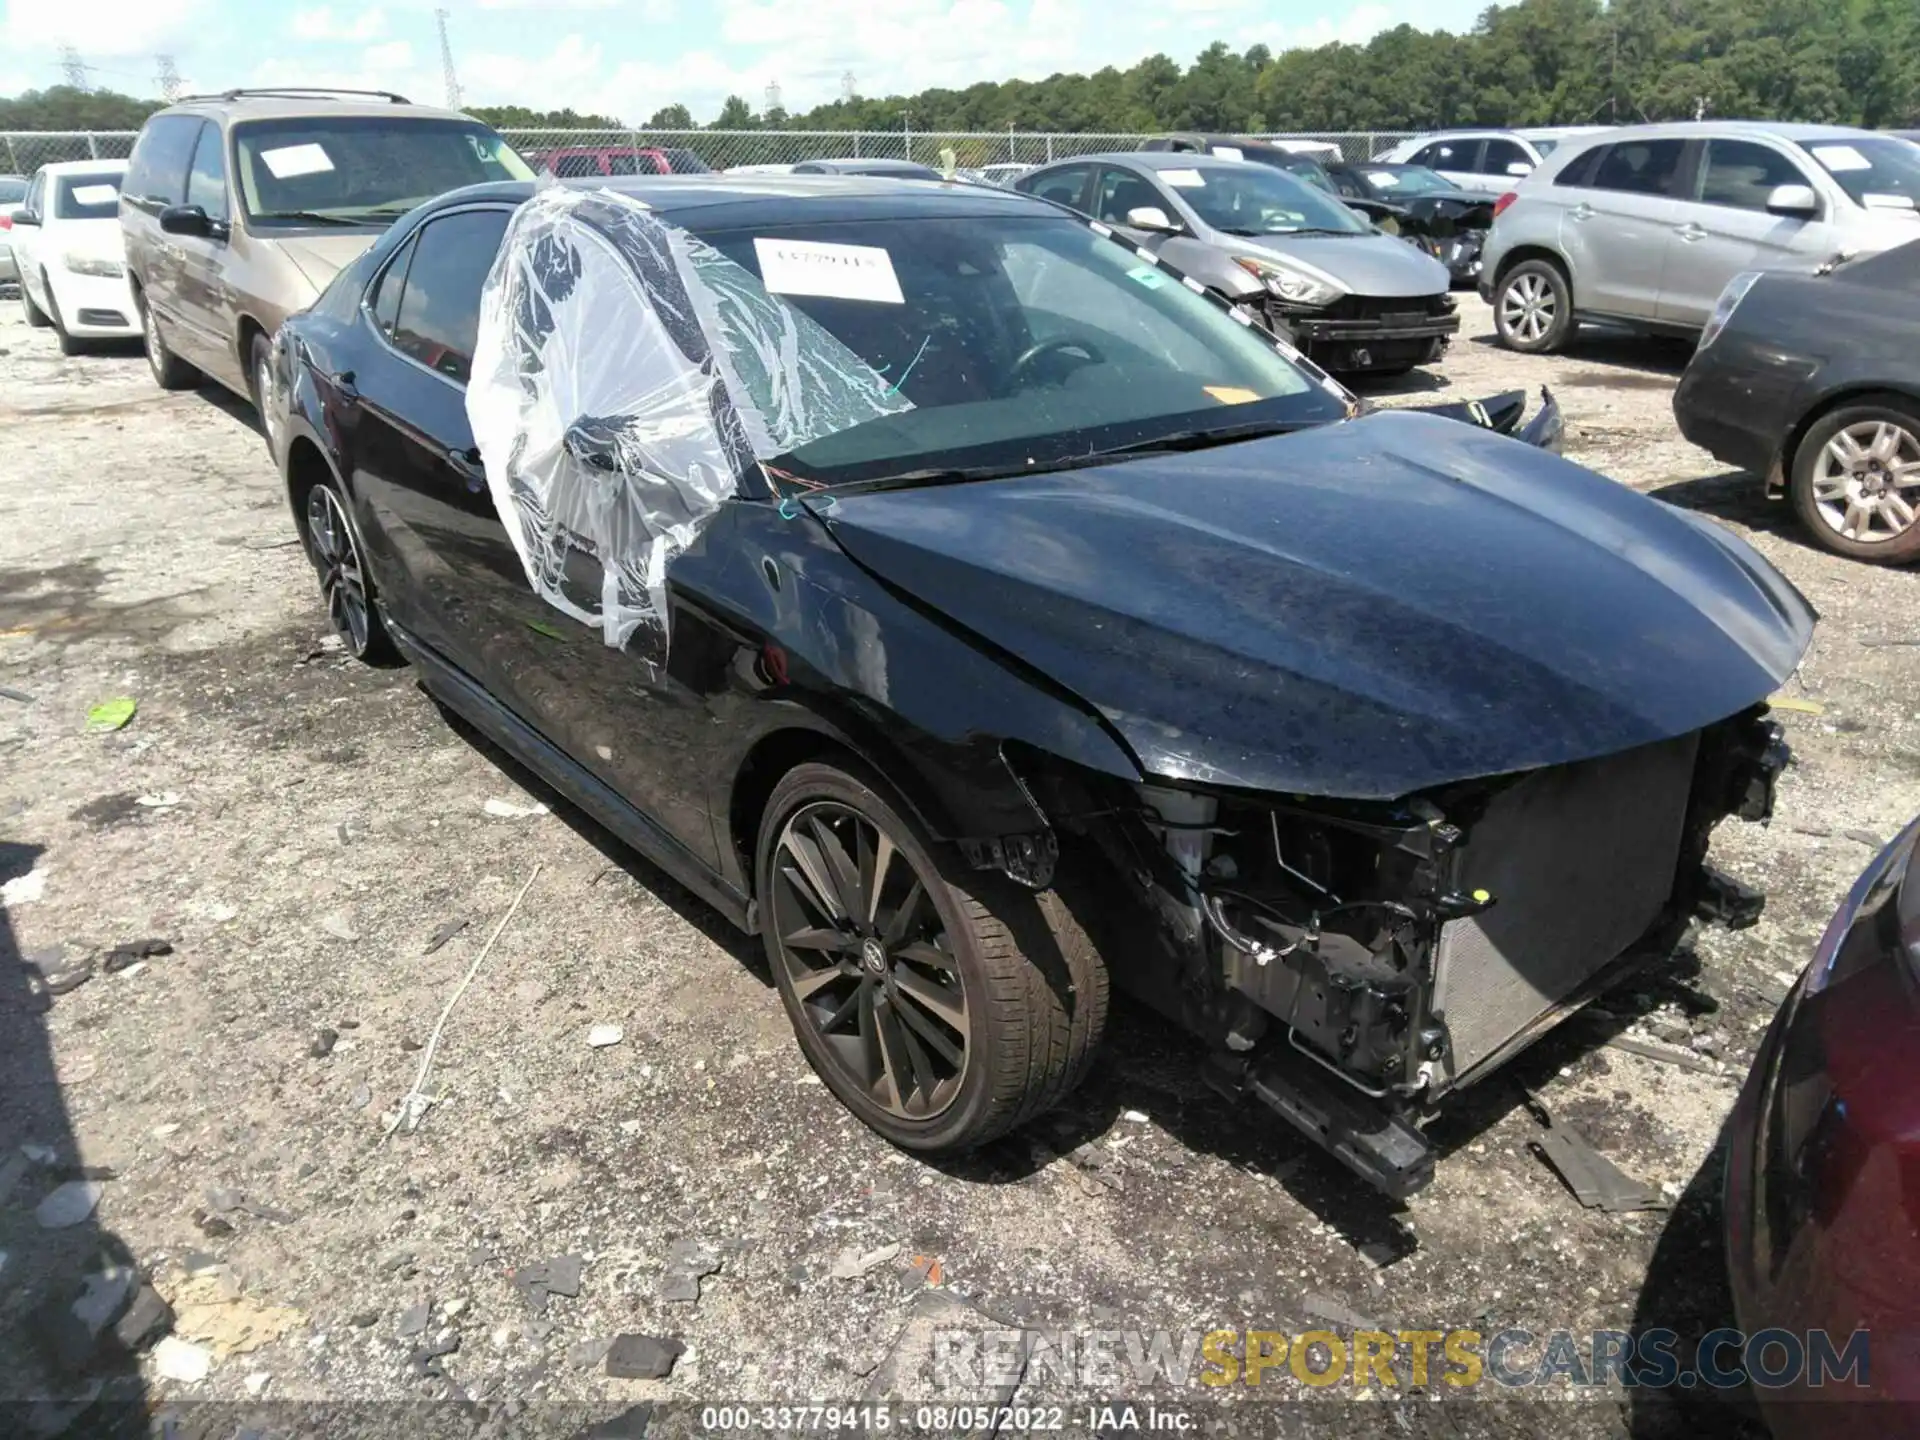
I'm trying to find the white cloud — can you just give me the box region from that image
[363,38,413,69]
[473,0,620,10]
[291,7,388,42]
[2,0,205,56]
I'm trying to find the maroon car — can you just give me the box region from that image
[526,145,711,177]
[1725,813,1920,1434]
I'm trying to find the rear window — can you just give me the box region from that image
[663,148,711,174]
[126,113,204,208]
[0,177,26,204]
[232,117,533,227]
[54,173,123,219]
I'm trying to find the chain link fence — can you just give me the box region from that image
[0,128,1417,177]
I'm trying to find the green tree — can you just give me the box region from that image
[647,103,694,128]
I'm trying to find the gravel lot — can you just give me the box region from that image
[1,292,1915,1438]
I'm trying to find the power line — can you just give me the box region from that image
[156,55,184,102]
[435,8,463,109]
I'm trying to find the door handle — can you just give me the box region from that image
[328,369,358,400]
[1570,203,1594,221]
[446,445,486,493]
[1675,223,1707,242]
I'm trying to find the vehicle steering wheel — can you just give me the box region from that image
[1010,335,1107,386]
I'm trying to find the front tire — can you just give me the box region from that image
[1790,397,1920,564]
[756,761,1108,1154]
[301,480,398,663]
[134,287,199,391]
[1494,259,1574,354]
[20,280,51,328]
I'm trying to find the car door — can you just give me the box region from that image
[347,203,722,865]
[1412,139,1485,192]
[1657,136,1833,328]
[168,120,240,375]
[122,115,206,344]
[1478,137,1538,189]
[1016,163,1095,215]
[12,171,46,303]
[1558,138,1689,319]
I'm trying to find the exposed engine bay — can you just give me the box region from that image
[1012,708,1788,1197]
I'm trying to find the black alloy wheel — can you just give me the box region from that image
[768,798,972,1122]
[303,483,396,663]
[757,762,1110,1154]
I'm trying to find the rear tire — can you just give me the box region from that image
[135,287,199,391]
[1789,396,1920,565]
[1494,258,1574,354]
[756,761,1108,1154]
[250,332,280,457]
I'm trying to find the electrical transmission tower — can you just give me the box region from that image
[435,9,463,109]
[156,55,184,102]
[59,45,91,90]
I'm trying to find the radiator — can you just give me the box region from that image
[1432,732,1699,1084]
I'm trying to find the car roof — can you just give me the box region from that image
[800,157,929,172]
[33,159,128,177]
[1062,151,1248,174]
[1545,120,1893,145]
[422,174,1063,227]
[155,93,477,125]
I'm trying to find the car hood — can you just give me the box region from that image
[1237,230,1451,297]
[817,411,1814,799]
[274,234,381,294]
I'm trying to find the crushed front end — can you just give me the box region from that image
[1023,708,1788,1197]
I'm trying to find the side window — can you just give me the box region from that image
[125,114,202,208]
[1414,141,1466,170]
[1555,145,1606,188]
[367,231,418,338]
[1590,139,1687,197]
[1022,164,1092,212]
[390,209,511,384]
[1329,170,1365,198]
[1481,138,1532,176]
[1698,139,1811,212]
[1093,166,1167,226]
[606,152,642,175]
[184,122,229,223]
[552,154,601,178]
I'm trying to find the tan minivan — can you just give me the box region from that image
[120,88,532,425]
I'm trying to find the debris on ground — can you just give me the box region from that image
[35,1180,104,1229]
[605,1333,683,1380]
[84,697,137,733]
[409,1330,461,1378]
[397,1300,431,1338]
[1303,1293,1380,1332]
[422,916,470,955]
[568,1336,616,1370]
[1527,1096,1666,1213]
[512,1254,585,1314]
[152,1336,212,1383]
[864,1289,1028,1403]
[829,1242,901,1281]
[1606,1035,1722,1075]
[0,684,34,703]
[659,1239,720,1302]
[319,911,359,942]
[102,938,171,973]
[244,1371,271,1396]
[906,1254,945,1286]
[483,798,549,819]
[162,1272,306,1358]
[587,1023,625,1049]
[309,1028,339,1059]
[135,792,182,809]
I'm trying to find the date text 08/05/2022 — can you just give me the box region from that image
[697,1406,1193,1432]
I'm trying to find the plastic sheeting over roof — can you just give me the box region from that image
[466,184,911,649]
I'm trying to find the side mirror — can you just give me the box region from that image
[159,204,217,238]
[1766,183,1819,218]
[10,210,39,227]
[1506,161,1535,176]
[1125,205,1180,233]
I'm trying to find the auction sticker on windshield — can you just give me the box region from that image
[1210,146,1245,162]
[1162,169,1206,188]
[71,184,119,206]
[753,238,904,304]
[1811,144,1870,172]
[260,143,336,179]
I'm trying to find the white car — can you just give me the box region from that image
[1376,127,1614,194]
[12,160,140,352]
[0,175,26,288]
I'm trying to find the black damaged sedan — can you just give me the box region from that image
[270,176,1810,1197]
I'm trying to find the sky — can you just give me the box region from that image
[0,0,1488,125]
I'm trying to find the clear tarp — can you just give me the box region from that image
[466,183,911,649]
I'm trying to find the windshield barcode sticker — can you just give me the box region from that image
[260,143,336,179]
[753,238,904,304]
[1162,169,1206,188]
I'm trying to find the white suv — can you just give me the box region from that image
[1376,128,1613,194]
[1480,122,1920,353]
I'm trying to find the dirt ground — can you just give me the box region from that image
[1,292,1915,1439]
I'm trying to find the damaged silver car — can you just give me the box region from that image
[268,175,1810,1196]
